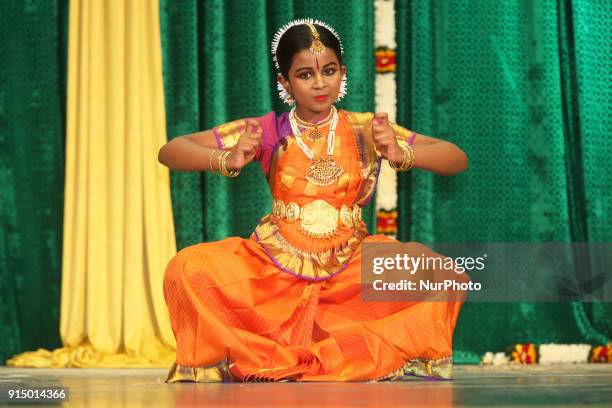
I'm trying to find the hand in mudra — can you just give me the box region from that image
[372,112,404,163]
[226,119,263,170]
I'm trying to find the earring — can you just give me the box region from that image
[277,81,295,105]
[335,73,348,102]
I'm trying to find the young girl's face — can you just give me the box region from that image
[279,48,346,116]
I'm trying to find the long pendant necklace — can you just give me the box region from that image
[289,106,343,186]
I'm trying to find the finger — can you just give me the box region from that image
[245,132,262,143]
[373,132,390,141]
[374,138,392,148]
[239,145,256,155]
[247,137,262,147]
[246,141,260,151]
[245,119,262,133]
[373,112,389,126]
[372,133,385,143]
[374,133,393,144]
[372,124,388,134]
[245,118,260,127]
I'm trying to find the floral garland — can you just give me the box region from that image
[481,343,612,366]
[374,0,399,237]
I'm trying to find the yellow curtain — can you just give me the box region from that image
[8,0,177,367]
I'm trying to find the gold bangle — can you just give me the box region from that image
[208,150,218,173]
[402,144,414,170]
[388,146,405,171]
[220,151,229,175]
[218,150,240,178]
[389,143,415,171]
[218,150,230,176]
[217,150,225,174]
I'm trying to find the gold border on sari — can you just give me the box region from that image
[254,214,368,280]
[165,360,234,383]
[375,356,454,382]
[390,121,417,145]
[213,119,247,149]
[166,357,453,383]
[343,111,381,206]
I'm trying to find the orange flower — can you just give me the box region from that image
[376,210,398,234]
[511,343,538,364]
[375,48,396,73]
[591,344,611,363]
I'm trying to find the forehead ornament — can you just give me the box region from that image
[271,18,348,105]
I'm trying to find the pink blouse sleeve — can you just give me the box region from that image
[211,111,279,176]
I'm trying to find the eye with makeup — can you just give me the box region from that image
[296,67,337,80]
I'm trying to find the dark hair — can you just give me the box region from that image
[276,24,343,79]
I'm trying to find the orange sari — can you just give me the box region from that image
[163,110,465,382]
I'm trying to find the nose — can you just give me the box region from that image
[313,72,326,89]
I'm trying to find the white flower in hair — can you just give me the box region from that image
[270,18,344,71]
[337,73,348,102]
[277,81,295,105]
[271,18,348,105]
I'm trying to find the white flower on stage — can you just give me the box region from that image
[538,343,591,364]
[481,351,509,366]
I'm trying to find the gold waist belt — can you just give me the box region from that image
[271,199,363,239]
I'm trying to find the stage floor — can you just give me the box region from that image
[1,364,611,407]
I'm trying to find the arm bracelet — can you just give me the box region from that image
[389,143,415,172]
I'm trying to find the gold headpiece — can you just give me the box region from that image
[271,18,348,105]
[305,22,325,55]
[271,18,344,71]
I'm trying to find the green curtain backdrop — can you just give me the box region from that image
[2,0,611,366]
[0,1,67,363]
[396,0,612,362]
[159,0,375,249]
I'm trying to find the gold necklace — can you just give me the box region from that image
[292,107,335,141]
[289,107,343,186]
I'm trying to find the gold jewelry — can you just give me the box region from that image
[339,205,354,228]
[285,202,301,222]
[217,150,240,178]
[306,157,343,186]
[307,128,324,142]
[272,198,363,238]
[293,107,334,128]
[306,23,325,55]
[289,107,343,186]
[300,199,338,238]
[225,152,241,177]
[217,150,227,175]
[389,143,415,172]
[292,107,335,141]
[224,152,241,177]
[272,200,286,218]
[208,149,219,173]
[271,20,347,104]
[271,19,344,73]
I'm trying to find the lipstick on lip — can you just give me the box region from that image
[314,95,328,101]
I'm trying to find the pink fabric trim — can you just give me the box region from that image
[408,131,417,146]
[212,127,224,149]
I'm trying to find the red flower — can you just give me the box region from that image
[591,344,611,363]
[376,210,398,234]
[511,343,537,364]
[375,48,396,73]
